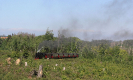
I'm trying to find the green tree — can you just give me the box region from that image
[82,45,95,59]
[45,29,54,41]
[98,44,109,55]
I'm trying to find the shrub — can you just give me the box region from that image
[61,75,69,80]
[128,56,133,61]
[103,55,112,61]
[8,51,23,58]
[82,46,95,59]
[23,52,29,59]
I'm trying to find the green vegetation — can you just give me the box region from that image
[0,29,133,79]
[1,52,133,80]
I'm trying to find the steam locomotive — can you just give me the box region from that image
[35,53,79,60]
[35,39,79,60]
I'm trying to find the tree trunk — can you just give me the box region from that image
[37,65,43,78]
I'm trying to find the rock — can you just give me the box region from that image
[15,58,20,65]
[6,57,12,64]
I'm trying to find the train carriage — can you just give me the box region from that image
[35,53,79,60]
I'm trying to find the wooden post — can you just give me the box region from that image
[37,65,43,78]
[25,62,27,66]
[63,67,65,71]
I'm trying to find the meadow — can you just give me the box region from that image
[0,50,133,80]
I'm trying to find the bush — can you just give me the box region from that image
[128,56,133,61]
[82,46,95,59]
[23,52,29,59]
[103,55,112,61]
[61,75,69,80]
[10,51,20,58]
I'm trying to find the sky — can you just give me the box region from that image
[0,0,133,41]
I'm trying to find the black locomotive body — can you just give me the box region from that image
[35,53,79,60]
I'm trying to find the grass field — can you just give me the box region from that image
[1,54,133,80]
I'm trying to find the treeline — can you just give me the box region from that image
[0,29,132,60]
[0,29,55,58]
[0,29,82,58]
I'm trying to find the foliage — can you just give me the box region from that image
[1,54,133,80]
[82,46,95,59]
[1,30,133,79]
[123,40,133,48]
[45,28,54,40]
[98,44,109,55]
